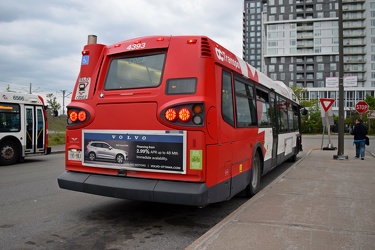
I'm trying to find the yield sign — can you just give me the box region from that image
[319,98,335,112]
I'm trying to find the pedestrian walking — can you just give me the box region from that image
[351,118,368,160]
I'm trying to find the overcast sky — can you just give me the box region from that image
[0,0,243,106]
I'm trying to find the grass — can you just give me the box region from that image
[48,114,66,145]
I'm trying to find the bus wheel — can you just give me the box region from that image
[88,152,96,161]
[245,152,261,198]
[0,140,19,166]
[116,154,125,164]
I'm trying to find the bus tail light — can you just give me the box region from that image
[178,108,191,121]
[165,108,177,121]
[67,108,90,126]
[162,103,204,126]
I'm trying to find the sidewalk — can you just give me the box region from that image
[187,149,375,250]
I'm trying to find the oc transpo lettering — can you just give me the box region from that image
[215,47,240,69]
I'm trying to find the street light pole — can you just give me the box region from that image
[334,0,348,160]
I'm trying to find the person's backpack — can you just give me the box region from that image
[365,136,370,146]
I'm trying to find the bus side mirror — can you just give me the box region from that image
[53,110,58,117]
[301,108,308,116]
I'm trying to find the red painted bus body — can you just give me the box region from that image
[58,35,303,207]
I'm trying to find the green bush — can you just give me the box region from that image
[48,132,65,146]
[47,114,66,145]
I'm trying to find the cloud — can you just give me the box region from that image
[0,0,243,99]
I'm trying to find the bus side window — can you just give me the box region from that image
[256,88,271,126]
[292,104,299,132]
[234,79,256,127]
[221,71,234,126]
[277,96,289,133]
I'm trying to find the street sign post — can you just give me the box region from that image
[319,98,336,150]
[320,98,335,112]
[355,101,369,114]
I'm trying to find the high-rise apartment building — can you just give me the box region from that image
[243,0,375,117]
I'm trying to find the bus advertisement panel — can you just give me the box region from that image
[79,130,187,174]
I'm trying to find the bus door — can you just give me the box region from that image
[25,106,45,154]
[270,92,278,168]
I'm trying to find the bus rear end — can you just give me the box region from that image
[58,35,219,206]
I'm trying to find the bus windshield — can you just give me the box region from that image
[104,53,166,90]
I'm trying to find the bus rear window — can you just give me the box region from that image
[104,53,166,90]
[166,78,197,95]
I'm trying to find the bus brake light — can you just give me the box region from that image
[179,108,191,121]
[69,111,78,122]
[78,111,87,122]
[82,50,89,55]
[165,108,177,121]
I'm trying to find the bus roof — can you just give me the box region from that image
[90,35,299,103]
[0,92,44,105]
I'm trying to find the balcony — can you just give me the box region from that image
[344,41,366,47]
[342,0,365,3]
[343,32,366,38]
[342,5,366,12]
[297,25,314,31]
[343,50,366,55]
[344,58,366,64]
[343,67,367,73]
[343,23,366,30]
[342,13,365,20]
[297,34,314,39]
[297,42,314,48]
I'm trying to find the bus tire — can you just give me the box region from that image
[0,140,20,166]
[245,151,261,198]
[116,154,125,164]
[88,152,96,161]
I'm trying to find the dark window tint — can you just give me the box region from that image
[222,71,234,126]
[0,103,20,132]
[105,53,165,90]
[166,78,197,94]
[235,79,257,127]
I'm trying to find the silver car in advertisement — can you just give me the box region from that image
[85,141,128,164]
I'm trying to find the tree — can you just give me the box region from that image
[290,86,306,102]
[365,95,375,110]
[46,93,61,116]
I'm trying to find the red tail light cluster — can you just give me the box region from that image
[67,108,89,125]
[162,103,204,126]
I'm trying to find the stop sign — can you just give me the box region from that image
[355,101,369,114]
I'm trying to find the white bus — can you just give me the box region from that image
[0,92,51,165]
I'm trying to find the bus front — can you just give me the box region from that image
[58,35,219,207]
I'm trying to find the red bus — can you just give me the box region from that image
[0,92,50,165]
[58,35,305,206]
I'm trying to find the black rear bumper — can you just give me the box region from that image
[57,171,209,207]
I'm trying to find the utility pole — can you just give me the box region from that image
[23,83,39,94]
[61,90,72,115]
[334,0,348,160]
